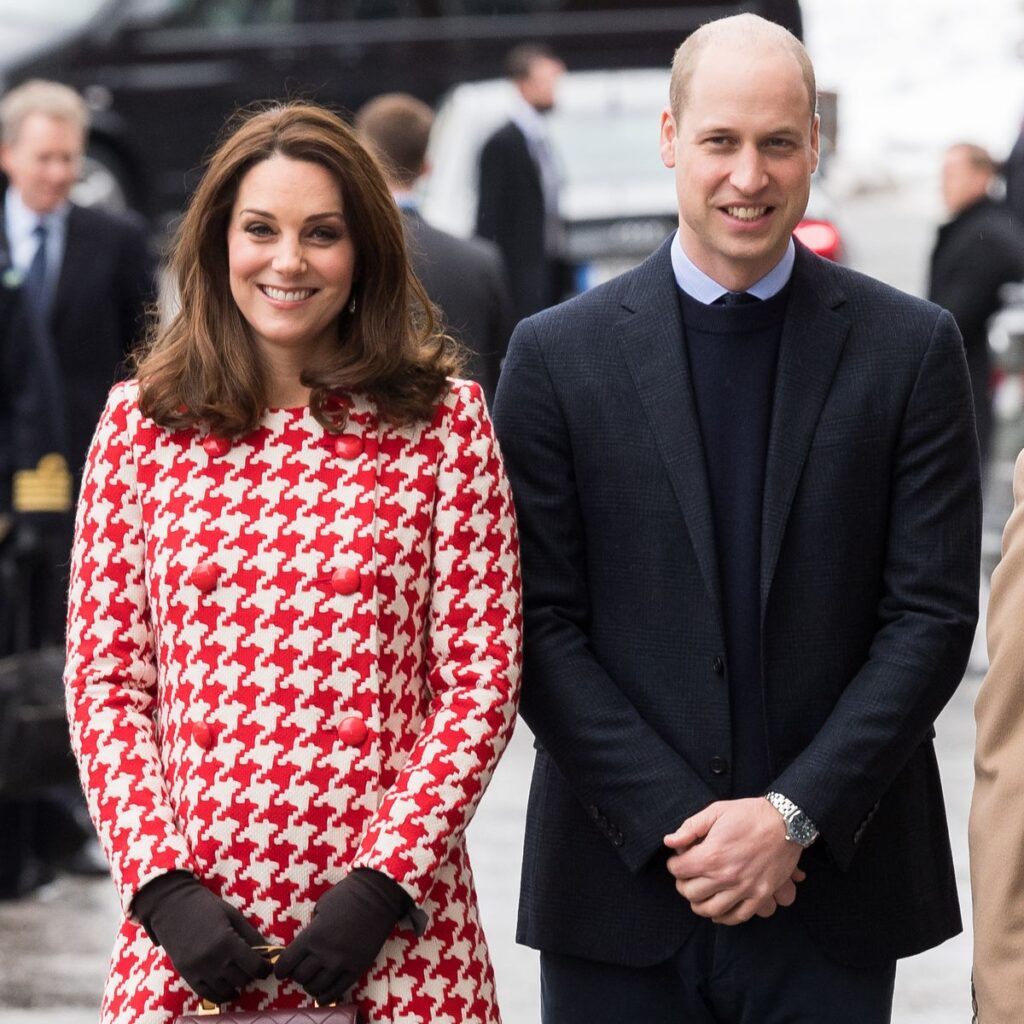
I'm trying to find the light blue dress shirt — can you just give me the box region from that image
[670,229,795,304]
[5,188,69,296]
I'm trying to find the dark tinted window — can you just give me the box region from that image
[167,0,431,25]
[167,0,296,26]
[167,0,799,31]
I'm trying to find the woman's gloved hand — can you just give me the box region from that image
[132,870,272,1005]
[275,869,410,1004]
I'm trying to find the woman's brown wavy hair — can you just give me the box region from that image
[135,101,463,436]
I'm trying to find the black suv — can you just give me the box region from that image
[0,0,802,231]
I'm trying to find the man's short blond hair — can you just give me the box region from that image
[669,14,816,123]
[947,142,996,177]
[0,79,89,146]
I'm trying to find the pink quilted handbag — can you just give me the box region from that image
[173,947,360,1024]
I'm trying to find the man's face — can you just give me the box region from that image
[941,148,990,216]
[659,45,819,291]
[518,57,565,114]
[0,112,83,214]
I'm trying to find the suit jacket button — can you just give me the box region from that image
[337,714,368,747]
[202,435,231,457]
[191,722,215,749]
[712,656,725,676]
[709,755,729,775]
[190,561,221,593]
[331,566,361,596]
[334,433,364,459]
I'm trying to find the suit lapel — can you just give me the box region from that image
[50,204,83,331]
[617,240,723,629]
[760,246,851,614]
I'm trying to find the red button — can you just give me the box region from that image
[203,435,231,457]
[191,722,215,749]
[337,715,368,747]
[334,433,363,459]
[331,566,361,596]
[190,561,221,593]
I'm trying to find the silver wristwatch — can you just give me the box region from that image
[765,791,819,848]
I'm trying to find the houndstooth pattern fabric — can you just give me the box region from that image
[64,379,522,1024]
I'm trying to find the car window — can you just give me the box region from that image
[450,0,561,12]
[446,0,727,9]
[550,110,665,189]
[0,0,106,26]
[165,0,438,23]
[166,0,295,26]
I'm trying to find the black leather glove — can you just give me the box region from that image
[275,869,410,1004]
[132,870,271,1005]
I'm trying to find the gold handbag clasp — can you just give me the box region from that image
[197,947,287,1014]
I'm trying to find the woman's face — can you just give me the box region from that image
[227,154,357,370]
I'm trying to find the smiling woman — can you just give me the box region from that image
[63,101,522,1024]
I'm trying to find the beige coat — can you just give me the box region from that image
[972,449,1024,1021]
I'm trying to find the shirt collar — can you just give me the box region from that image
[510,92,548,143]
[5,187,70,238]
[392,189,419,213]
[670,229,795,304]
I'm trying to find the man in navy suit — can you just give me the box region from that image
[493,14,980,1022]
[0,79,155,505]
[356,92,514,406]
[476,44,567,324]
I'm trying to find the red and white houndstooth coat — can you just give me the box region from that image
[64,378,522,1024]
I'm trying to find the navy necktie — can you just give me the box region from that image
[23,221,50,324]
[713,291,759,306]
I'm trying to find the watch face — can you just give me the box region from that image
[788,815,817,847]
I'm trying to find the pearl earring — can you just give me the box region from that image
[347,295,356,314]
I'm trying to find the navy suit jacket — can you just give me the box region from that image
[0,236,55,513]
[0,202,156,496]
[492,238,980,968]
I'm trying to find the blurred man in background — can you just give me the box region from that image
[0,79,155,895]
[476,44,568,324]
[357,92,513,405]
[0,79,155,518]
[929,142,1024,475]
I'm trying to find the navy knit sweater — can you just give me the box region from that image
[678,284,790,797]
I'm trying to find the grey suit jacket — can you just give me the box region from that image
[493,238,980,967]
[402,209,513,406]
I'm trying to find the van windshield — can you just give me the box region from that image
[0,0,106,26]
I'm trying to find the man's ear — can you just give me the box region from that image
[660,108,678,170]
